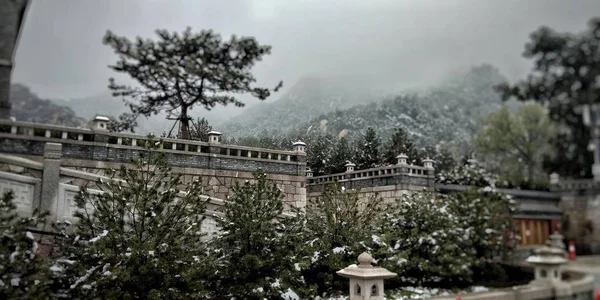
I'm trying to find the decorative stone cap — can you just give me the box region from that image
[526,245,568,265]
[93,116,110,122]
[396,153,408,159]
[345,162,356,167]
[336,252,397,280]
[44,142,62,159]
[207,131,222,136]
[292,141,306,147]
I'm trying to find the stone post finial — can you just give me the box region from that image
[345,161,356,172]
[292,141,306,153]
[337,252,397,300]
[396,153,408,165]
[549,172,560,185]
[89,115,110,131]
[306,167,314,178]
[207,131,222,144]
[422,157,435,169]
[43,142,62,160]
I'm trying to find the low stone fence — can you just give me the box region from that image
[306,158,435,194]
[427,270,594,300]
[0,118,306,176]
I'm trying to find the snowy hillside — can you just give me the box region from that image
[225,64,511,146]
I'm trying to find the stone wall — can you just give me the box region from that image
[57,158,307,210]
[0,119,306,176]
[0,146,298,236]
[306,162,435,203]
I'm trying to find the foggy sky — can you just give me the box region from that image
[12,0,600,100]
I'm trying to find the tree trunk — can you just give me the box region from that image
[179,105,190,140]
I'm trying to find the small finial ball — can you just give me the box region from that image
[358,252,373,266]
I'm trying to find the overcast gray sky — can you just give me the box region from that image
[12,0,600,100]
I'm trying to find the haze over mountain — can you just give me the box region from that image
[223,64,517,146]
[10,0,600,127]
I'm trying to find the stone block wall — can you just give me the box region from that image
[306,163,434,204]
[58,159,307,210]
[0,119,306,177]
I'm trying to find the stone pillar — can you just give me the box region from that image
[40,143,62,221]
[422,158,435,188]
[337,252,397,300]
[207,131,222,169]
[293,141,308,176]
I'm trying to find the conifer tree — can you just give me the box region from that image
[208,172,311,299]
[306,133,335,176]
[382,128,421,165]
[48,136,212,299]
[301,183,383,295]
[0,191,50,299]
[104,28,282,138]
[374,192,476,289]
[327,137,353,174]
[354,127,381,170]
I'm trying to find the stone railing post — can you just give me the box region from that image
[40,142,62,221]
[207,131,222,169]
[337,252,397,300]
[293,141,307,176]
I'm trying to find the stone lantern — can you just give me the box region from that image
[89,115,110,131]
[207,131,222,144]
[306,167,314,177]
[396,153,408,165]
[292,141,306,153]
[337,252,397,300]
[422,157,435,169]
[526,242,568,285]
[345,161,356,172]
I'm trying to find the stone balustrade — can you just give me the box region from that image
[0,118,306,176]
[306,159,435,193]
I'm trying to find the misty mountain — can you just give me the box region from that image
[226,65,511,147]
[9,84,87,127]
[297,65,511,146]
[220,75,392,137]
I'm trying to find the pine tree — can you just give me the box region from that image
[208,172,311,299]
[374,191,477,289]
[306,133,335,176]
[327,137,353,174]
[354,127,381,170]
[104,28,282,138]
[446,187,519,278]
[301,183,383,295]
[382,128,421,165]
[0,191,50,299]
[48,136,212,299]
